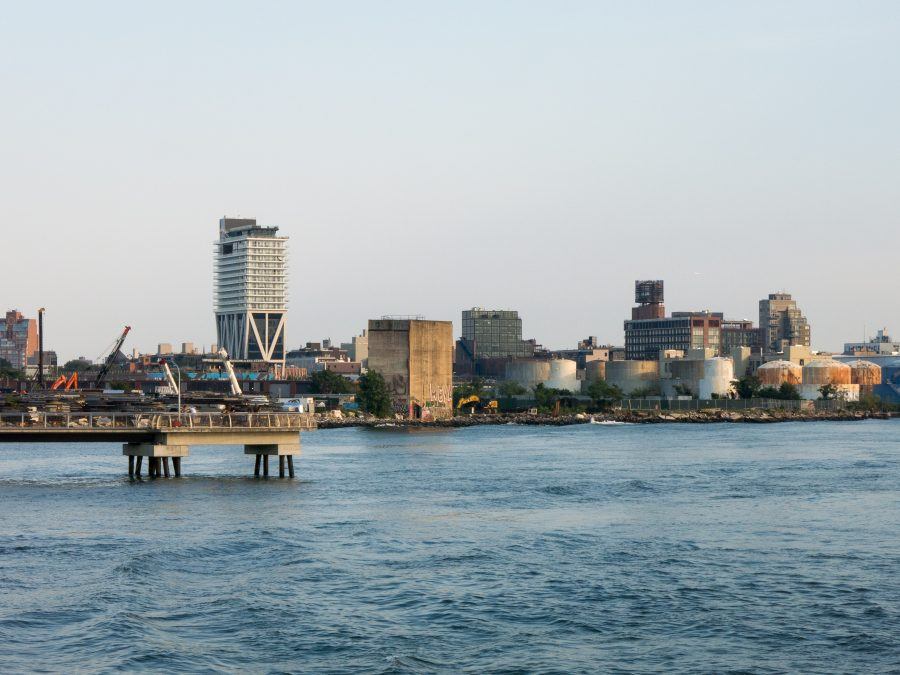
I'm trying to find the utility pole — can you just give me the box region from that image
[37,308,45,388]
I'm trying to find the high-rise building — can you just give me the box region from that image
[214,217,288,364]
[759,292,810,354]
[0,310,38,370]
[461,308,533,359]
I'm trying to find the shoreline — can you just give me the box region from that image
[317,409,897,429]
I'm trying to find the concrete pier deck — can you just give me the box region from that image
[0,412,316,478]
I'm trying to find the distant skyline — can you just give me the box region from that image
[2,1,898,361]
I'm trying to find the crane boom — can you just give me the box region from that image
[95,326,131,389]
[217,348,243,396]
[160,361,179,393]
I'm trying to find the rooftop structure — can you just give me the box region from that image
[632,280,665,320]
[214,217,288,365]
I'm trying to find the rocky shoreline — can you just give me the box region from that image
[316,409,896,429]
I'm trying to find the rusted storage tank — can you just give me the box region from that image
[606,360,659,396]
[849,360,882,386]
[757,360,802,387]
[801,359,852,386]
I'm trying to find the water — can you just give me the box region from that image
[1,421,899,673]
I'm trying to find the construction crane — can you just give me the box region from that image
[217,348,243,397]
[95,326,131,390]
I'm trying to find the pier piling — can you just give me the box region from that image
[244,443,300,479]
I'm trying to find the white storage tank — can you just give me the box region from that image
[606,360,659,396]
[546,359,578,392]
[698,357,734,399]
[584,360,606,383]
[504,359,551,391]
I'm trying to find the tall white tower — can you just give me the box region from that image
[214,217,288,364]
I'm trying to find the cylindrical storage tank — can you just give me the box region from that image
[546,359,578,392]
[849,360,882,386]
[757,360,802,387]
[699,357,734,399]
[802,359,851,386]
[606,360,659,396]
[585,360,606,383]
[504,359,551,391]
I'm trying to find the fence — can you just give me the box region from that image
[0,412,317,431]
[617,398,850,412]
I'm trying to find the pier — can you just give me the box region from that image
[0,412,316,478]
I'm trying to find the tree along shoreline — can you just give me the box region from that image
[317,408,897,429]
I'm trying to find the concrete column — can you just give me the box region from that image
[123,443,189,478]
[244,444,300,478]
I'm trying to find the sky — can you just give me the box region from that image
[1,1,898,362]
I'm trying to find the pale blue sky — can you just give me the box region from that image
[1,1,898,360]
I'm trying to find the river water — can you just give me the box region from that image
[0,420,898,673]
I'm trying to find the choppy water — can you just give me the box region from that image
[1,421,899,673]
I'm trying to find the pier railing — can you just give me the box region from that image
[0,412,317,432]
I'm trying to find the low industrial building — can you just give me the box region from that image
[843,329,899,356]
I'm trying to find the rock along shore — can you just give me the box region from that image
[316,409,896,429]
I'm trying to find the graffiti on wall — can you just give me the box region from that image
[428,383,452,407]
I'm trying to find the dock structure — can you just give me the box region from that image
[0,412,316,479]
